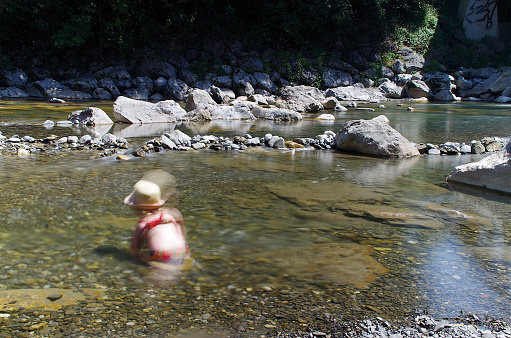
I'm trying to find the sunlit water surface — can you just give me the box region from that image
[0,99,510,324]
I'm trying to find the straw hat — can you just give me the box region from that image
[124,180,165,209]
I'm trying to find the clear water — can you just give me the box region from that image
[0,99,510,323]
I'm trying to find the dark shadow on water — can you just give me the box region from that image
[94,245,133,262]
[446,181,511,204]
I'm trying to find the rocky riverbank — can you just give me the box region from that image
[0,286,510,338]
[1,44,511,106]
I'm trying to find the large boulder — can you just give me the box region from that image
[0,68,29,88]
[325,84,386,102]
[253,72,278,94]
[164,78,189,101]
[33,78,92,99]
[68,107,114,126]
[112,96,186,123]
[335,115,420,157]
[446,141,511,194]
[378,79,404,99]
[397,47,424,73]
[0,87,29,98]
[185,89,217,112]
[490,67,511,95]
[210,103,254,120]
[279,85,325,113]
[403,80,432,98]
[252,106,302,121]
[323,69,353,89]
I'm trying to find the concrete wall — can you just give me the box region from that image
[461,0,499,40]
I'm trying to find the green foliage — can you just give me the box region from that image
[0,0,448,65]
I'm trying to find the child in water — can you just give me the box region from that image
[124,171,190,268]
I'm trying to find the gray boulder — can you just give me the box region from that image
[446,141,511,194]
[323,69,353,88]
[279,85,325,113]
[210,86,235,104]
[164,130,192,147]
[212,75,233,89]
[490,67,511,94]
[113,96,186,123]
[335,115,420,157]
[132,76,154,92]
[252,106,302,121]
[98,78,121,98]
[397,47,424,73]
[34,78,92,99]
[210,103,254,120]
[403,80,432,98]
[433,90,458,101]
[378,80,403,99]
[61,77,98,93]
[0,87,29,98]
[137,61,176,79]
[185,89,217,112]
[238,57,264,72]
[68,107,114,126]
[0,68,28,88]
[123,88,150,100]
[465,72,500,97]
[253,72,278,94]
[96,66,131,88]
[325,84,386,102]
[164,78,189,101]
[92,88,112,100]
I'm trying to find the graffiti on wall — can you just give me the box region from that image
[464,0,498,30]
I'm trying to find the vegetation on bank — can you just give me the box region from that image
[0,0,509,74]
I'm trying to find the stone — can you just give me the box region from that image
[482,137,502,152]
[252,106,302,121]
[253,72,278,94]
[378,80,403,99]
[279,85,325,113]
[185,89,217,112]
[404,80,432,98]
[210,103,254,120]
[397,47,424,73]
[137,61,176,79]
[62,77,98,93]
[34,78,91,99]
[164,78,189,101]
[210,86,235,104]
[325,85,386,102]
[471,141,486,154]
[164,130,192,147]
[447,141,511,194]
[132,76,153,91]
[212,75,233,89]
[123,88,150,100]
[0,68,28,88]
[0,87,29,98]
[98,78,121,98]
[465,72,500,97]
[113,96,186,123]
[323,69,353,88]
[489,68,511,94]
[92,88,112,100]
[335,115,420,157]
[68,107,113,126]
[433,90,458,101]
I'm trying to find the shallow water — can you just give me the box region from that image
[0,99,510,327]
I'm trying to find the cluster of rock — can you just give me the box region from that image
[323,311,511,338]
[416,137,507,155]
[1,44,510,105]
[131,130,337,157]
[0,130,128,157]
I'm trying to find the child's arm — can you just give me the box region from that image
[168,208,186,238]
[130,223,143,258]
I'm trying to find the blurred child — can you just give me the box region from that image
[124,171,190,268]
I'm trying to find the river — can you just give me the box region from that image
[0,99,510,336]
